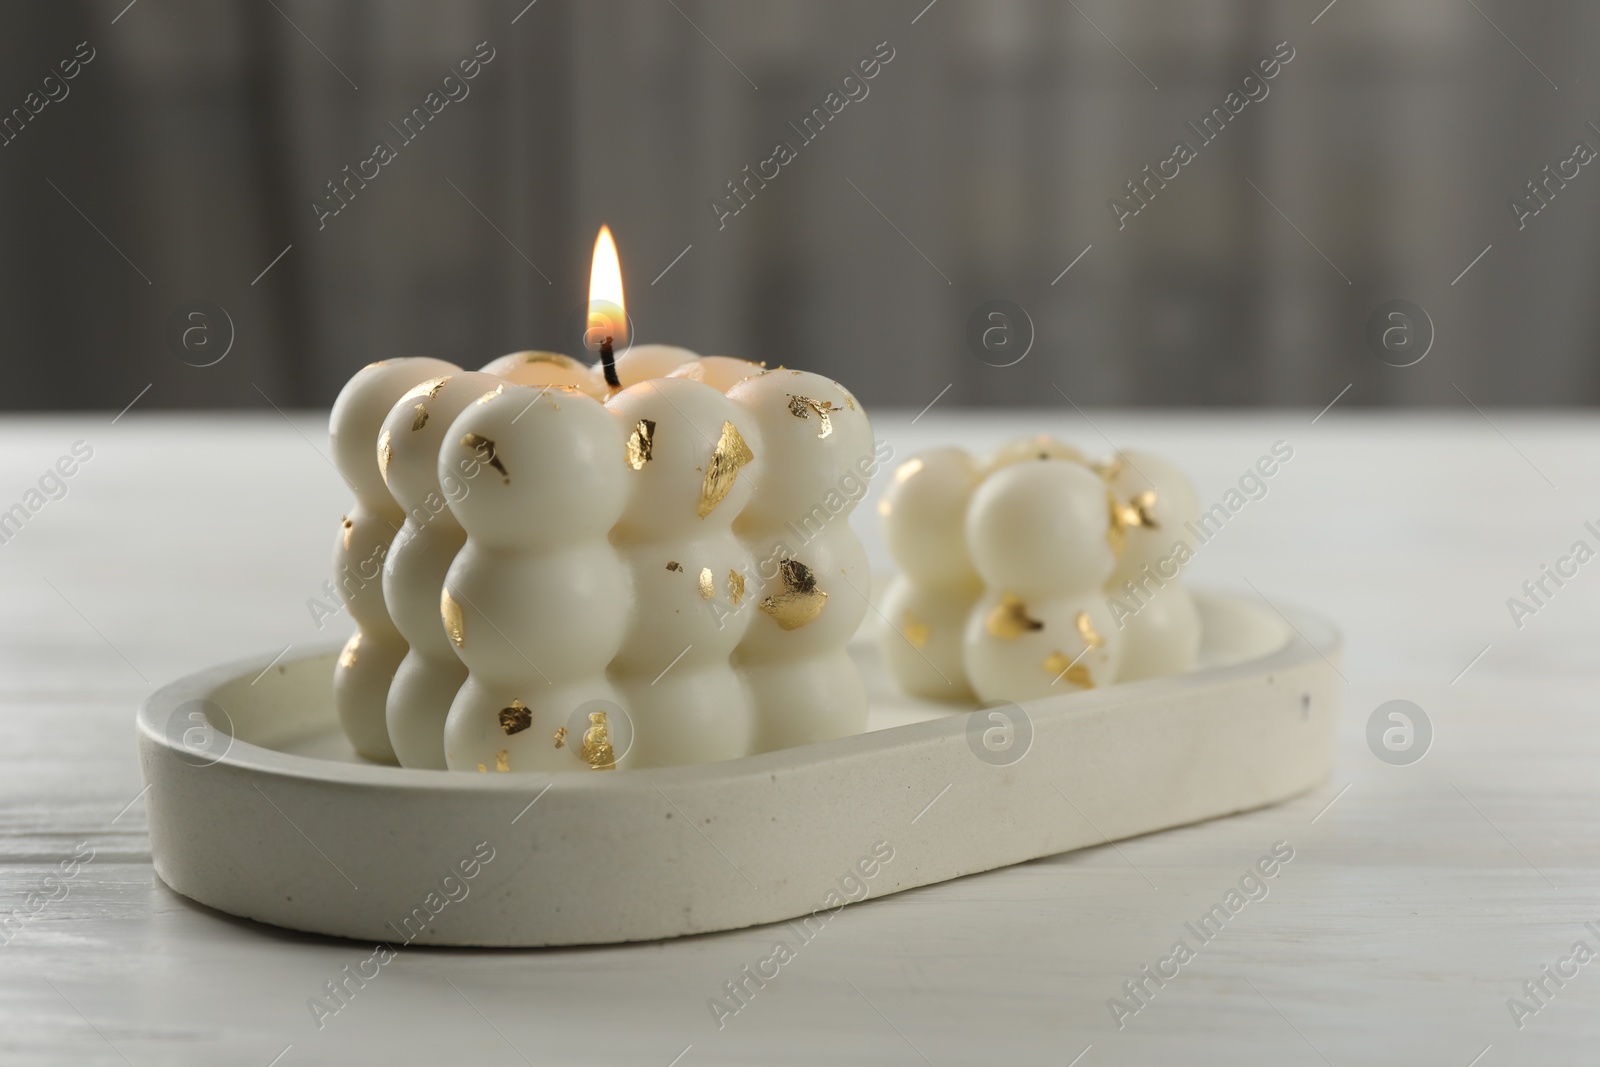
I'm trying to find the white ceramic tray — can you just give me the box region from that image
[137,588,1340,947]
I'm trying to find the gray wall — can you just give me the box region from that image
[2,0,1596,410]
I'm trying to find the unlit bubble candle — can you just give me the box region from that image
[878,435,1203,706]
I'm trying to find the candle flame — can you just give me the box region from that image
[587,224,627,350]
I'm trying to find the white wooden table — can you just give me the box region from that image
[2,409,1596,1066]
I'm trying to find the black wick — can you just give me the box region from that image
[600,334,620,388]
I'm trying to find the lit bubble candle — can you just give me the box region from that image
[324,226,872,771]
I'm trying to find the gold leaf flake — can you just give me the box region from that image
[496,749,510,772]
[553,726,567,748]
[903,614,930,649]
[1076,611,1104,649]
[411,403,429,431]
[786,394,835,438]
[498,700,531,735]
[377,430,393,479]
[441,588,465,647]
[337,631,361,669]
[758,558,828,630]
[893,458,924,484]
[698,567,715,599]
[1106,492,1127,558]
[1107,489,1159,557]
[626,418,656,470]
[461,433,509,483]
[986,593,1044,639]
[581,711,616,770]
[474,383,506,405]
[666,560,683,572]
[341,516,353,551]
[476,762,487,773]
[1128,490,1159,528]
[698,420,754,518]
[401,375,450,404]
[1044,651,1094,689]
[728,570,745,605]
[1109,490,1158,531]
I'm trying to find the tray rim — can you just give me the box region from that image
[136,586,1333,792]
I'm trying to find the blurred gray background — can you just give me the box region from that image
[2,0,1596,410]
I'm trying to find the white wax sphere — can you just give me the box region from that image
[1113,582,1201,682]
[481,351,603,397]
[607,377,759,536]
[880,447,983,590]
[1101,449,1202,587]
[379,372,503,513]
[966,459,1115,597]
[878,576,974,701]
[741,658,868,754]
[666,355,765,393]
[963,590,1123,704]
[331,358,459,503]
[439,385,628,548]
[601,344,698,390]
[984,434,1086,473]
[725,369,873,521]
[740,530,869,657]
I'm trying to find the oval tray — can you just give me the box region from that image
[137,587,1340,947]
